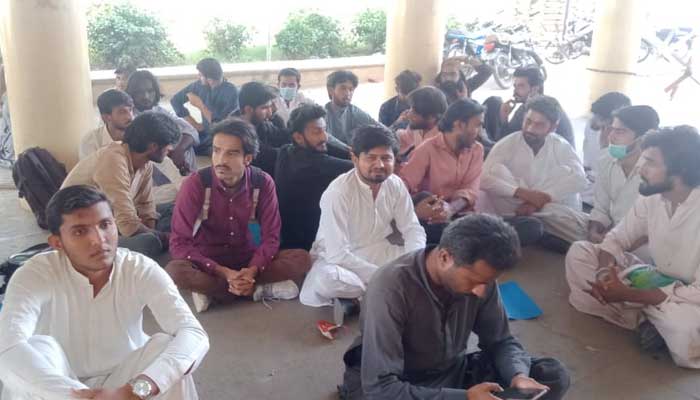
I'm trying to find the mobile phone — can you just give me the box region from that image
[495,387,548,400]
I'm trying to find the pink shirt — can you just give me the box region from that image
[400,133,484,206]
[397,126,440,157]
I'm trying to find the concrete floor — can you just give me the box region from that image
[1,167,699,400]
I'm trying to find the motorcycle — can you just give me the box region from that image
[443,21,496,79]
[485,23,548,89]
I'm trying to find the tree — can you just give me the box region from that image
[275,12,344,60]
[87,3,182,69]
[352,9,387,53]
[204,19,251,62]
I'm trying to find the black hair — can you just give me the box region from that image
[641,125,700,187]
[125,70,164,104]
[612,105,660,138]
[524,95,561,125]
[278,68,301,84]
[590,91,631,119]
[438,98,485,133]
[196,57,224,81]
[351,125,398,157]
[46,185,111,235]
[513,67,544,93]
[97,89,134,115]
[327,70,359,89]
[238,81,276,110]
[439,214,520,271]
[408,86,448,119]
[288,104,326,135]
[210,117,260,157]
[437,80,466,104]
[122,111,181,153]
[395,70,422,95]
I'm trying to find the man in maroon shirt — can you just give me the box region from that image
[165,117,311,312]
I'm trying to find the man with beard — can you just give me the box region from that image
[299,125,426,315]
[62,112,181,259]
[400,99,484,244]
[480,96,587,253]
[338,215,570,400]
[166,117,311,313]
[0,185,209,400]
[275,104,353,251]
[566,126,700,368]
[126,70,200,175]
[324,70,379,145]
[395,86,447,158]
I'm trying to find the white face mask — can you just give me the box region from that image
[279,87,297,102]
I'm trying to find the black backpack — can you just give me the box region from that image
[0,243,52,297]
[12,147,67,229]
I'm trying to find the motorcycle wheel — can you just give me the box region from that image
[491,52,513,90]
[544,41,567,64]
[637,39,652,63]
[569,39,587,60]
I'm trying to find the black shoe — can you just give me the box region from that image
[638,321,667,353]
[333,298,360,326]
[538,233,572,254]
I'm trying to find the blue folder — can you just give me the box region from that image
[498,281,543,320]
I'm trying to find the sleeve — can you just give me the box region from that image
[588,158,614,228]
[93,151,147,237]
[139,258,210,393]
[213,84,239,122]
[659,268,700,306]
[170,82,196,118]
[392,179,426,253]
[327,133,349,153]
[175,115,200,146]
[466,63,493,94]
[453,143,484,205]
[480,139,519,198]
[473,284,531,383]
[599,196,650,258]
[361,284,464,400]
[378,97,395,126]
[0,264,89,398]
[556,111,576,149]
[133,163,158,224]
[249,174,282,270]
[399,143,430,195]
[78,134,95,160]
[545,141,588,202]
[169,174,220,273]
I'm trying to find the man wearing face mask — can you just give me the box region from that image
[272,68,316,125]
[338,215,570,400]
[587,105,659,245]
[566,126,700,368]
[480,96,588,253]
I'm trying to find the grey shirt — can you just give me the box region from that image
[353,247,530,400]
[325,102,378,145]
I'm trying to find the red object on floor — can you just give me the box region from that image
[317,320,341,340]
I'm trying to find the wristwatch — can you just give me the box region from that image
[129,377,154,400]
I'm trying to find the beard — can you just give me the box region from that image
[639,177,673,196]
[303,137,327,153]
[360,169,389,184]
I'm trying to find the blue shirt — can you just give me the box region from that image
[170,79,239,132]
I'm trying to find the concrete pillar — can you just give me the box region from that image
[586,0,648,104]
[0,0,94,169]
[384,0,446,99]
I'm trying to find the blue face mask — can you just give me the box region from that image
[279,87,297,102]
[608,144,628,159]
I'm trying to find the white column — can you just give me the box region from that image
[0,0,94,169]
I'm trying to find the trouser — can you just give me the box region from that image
[339,345,570,400]
[1,334,198,400]
[165,249,311,301]
[117,203,174,259]
[565,240,700,368]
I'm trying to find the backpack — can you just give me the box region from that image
[192,166,266,245]
[12,147,67,229]
[0,243,52,300]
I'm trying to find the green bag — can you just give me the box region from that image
[621,265,677,290]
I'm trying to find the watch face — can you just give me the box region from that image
[133,380,152,397]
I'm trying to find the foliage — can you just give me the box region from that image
[204,19,251,62]
[275,11,344,60]
[351,9,387,53]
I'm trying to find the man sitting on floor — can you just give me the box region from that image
[166,117,311,313]
[338,214,570,400]
[275,104,353,251]
[0,185,209,400]
[324,70,378,145]
[395,86,447,159]
[63,112,180,259]
[566,126,700,368]
[480,95,588,253]
[273,67,316,125]
[299,125,426,313]
[379,69,422,128]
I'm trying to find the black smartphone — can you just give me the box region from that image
[495,387,548,400]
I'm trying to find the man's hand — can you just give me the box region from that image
[587,221,608,244]
[587,271,632,304]
[500,100,516,123]
[169,147,190,176]
[511,374,549,392]
[414,195,449,224]
[596,249,617,271]
[73,385,137,400]
[228,266,258,296]
[465,382,503,399]
[186,93,205,110]
[185,115,204,132]
[514,188,551,210]
[515,202,538,216]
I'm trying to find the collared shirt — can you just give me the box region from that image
[139,106,200,173]
[501,103,575,148]
[170,166,281,273]
[0,249,209,398]
[272,92,316,125]
[324,102,378,145]
[170,79,239,131]
[589,152,642,228]
[396,125,440,157]
[400,133,484,206]
[481,131,587,210]
[62,142,156,237]
[355,247,530,399]
[601,188,700,306]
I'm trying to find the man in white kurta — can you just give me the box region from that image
[0,186,210,399]
[479,96,588,244]
[300,127,426,307]
[566,126,700,368]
